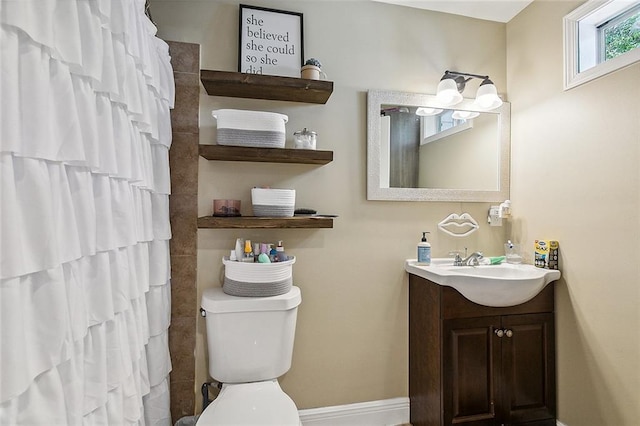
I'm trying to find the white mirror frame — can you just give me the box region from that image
[367,90,511,202]
[563,0,640,90]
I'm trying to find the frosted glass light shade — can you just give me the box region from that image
[416,107,443,116]
[436,78,463,106]
[474,81,503,110]
[451,110,480,120]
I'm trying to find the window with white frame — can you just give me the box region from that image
[599,4,640,60]
[564,0,640,90]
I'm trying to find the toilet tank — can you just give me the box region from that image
[201,286,301,383]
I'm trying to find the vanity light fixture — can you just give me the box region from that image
[451,110,480,120]
[415,106,443,116]
[436,70,503,110]
[435,73,464,106]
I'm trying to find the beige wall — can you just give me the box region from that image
[152,0,509,411]
[507,1,640,425]
[153,0,640,422]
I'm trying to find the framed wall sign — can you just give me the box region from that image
[238,4,304,78]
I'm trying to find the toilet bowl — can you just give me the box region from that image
[197,286,302,425]
[197,380,300,425]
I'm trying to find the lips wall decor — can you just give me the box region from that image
[438,213,480,237]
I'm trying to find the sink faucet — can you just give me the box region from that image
[450,248,484,266]
[461,252,484,266]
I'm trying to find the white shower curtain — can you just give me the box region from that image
[0,0,175,424]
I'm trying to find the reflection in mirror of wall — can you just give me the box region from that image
[368,90,510,202]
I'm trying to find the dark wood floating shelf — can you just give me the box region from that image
[198,216,334,229]
[199,144,333,165]
[200,70,333,104]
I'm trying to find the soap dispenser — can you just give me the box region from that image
[499,200,512,219]
[417,232,431,266]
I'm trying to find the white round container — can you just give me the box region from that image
[222,256,296,297]
[223,256,295,284]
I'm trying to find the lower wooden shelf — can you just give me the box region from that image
[198,216,334,229]
[199,144,333,165]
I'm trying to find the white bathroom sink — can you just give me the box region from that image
[405,258,561,307]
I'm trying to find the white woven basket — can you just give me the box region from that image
[222,256,296,297]
[212,109,288,148]
[251,188,295,217]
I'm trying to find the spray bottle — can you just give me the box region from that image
[417,231,431,266]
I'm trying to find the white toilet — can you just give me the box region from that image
[197,286,302,425]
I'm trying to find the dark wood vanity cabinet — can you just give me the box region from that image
[409,274,556,426]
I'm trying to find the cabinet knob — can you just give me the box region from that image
[505,329,513,338]
[494,329,504,338]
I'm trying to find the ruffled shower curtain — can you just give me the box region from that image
[0,0,175,424]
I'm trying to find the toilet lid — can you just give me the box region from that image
[196,381,300,426]
[201,286,301,314]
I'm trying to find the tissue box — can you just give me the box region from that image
[212,109,288,148]
[534,240,559,270]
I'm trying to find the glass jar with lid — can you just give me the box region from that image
[293,128,317,150]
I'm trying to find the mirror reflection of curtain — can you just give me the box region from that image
[388,111,419,188]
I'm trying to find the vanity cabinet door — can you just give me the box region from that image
[500,313,556,425]
[443,316,502,426]
[443,313,556,426]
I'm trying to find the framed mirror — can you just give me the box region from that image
[367,90,510,202]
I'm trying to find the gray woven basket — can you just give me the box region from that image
[222,276,293,297]
[221,256,296,298]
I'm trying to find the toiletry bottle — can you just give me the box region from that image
[257,243,269,263]
[276,240,287,262]
[269,244,277,262]
[243,239,254,262]
[499,200,512,218]
[253,242,260,262]
[417,232,431,265]
[235,238,244,262]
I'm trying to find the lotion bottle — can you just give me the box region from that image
[417,232,431,265]
[234,238,244,262]
[276,240,287,262]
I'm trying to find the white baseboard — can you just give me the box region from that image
[298,397,410,426]
[298,399,566,426]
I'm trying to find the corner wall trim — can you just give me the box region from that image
[298,397,410,425]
